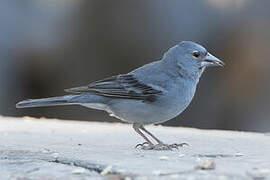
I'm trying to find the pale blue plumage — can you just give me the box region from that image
[16,41,224,150]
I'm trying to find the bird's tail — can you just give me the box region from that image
[16,95,77,108]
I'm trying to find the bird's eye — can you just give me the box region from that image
[192,51,200,58]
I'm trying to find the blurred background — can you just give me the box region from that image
[1,0,270,132]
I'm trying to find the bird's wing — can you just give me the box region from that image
[64,74,163,102]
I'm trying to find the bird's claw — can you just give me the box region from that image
[168,143,189,149]
[135,142,189,151]
[135,142,152,149]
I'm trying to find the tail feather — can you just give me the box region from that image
[16,95,75,108]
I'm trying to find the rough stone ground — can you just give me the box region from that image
[0,116,270,180]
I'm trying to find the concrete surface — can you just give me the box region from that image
[0,116,270,180]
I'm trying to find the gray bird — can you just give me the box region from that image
[16,41,224,150]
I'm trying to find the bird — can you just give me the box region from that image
[16,41,224,150]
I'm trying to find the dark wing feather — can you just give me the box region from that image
[65,74,162,102]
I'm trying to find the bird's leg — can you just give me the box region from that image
[139,125,171,150]
[133,124,154,149]
[139,125,163,144]
[140,125,189,150]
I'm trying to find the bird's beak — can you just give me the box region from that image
[200,53,225,68]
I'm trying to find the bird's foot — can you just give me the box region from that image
[135,142,189,151]
[167,143,189,149]
[150,143,189,150]
[135,142,154,150]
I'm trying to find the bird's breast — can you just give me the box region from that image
[158,79,197,119]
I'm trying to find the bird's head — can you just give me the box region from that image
[163,41,224,81]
